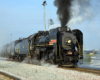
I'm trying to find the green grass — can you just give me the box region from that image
[83,52,97,62]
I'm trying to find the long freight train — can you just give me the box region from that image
[0,26,83,67]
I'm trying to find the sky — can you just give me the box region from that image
[0,0,100,50]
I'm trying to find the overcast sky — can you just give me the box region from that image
[0,0,100,50]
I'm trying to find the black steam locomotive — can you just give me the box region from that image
[1,26,83,67]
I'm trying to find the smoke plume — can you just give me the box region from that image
[54,0,96,26]
[54,0,73,27]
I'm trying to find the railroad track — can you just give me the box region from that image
[59,67,100,76]
[0,71,21,80]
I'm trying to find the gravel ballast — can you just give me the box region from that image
[0,57,100,80]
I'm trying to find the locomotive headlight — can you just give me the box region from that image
[67,28,69,31]
[68,40,71,43]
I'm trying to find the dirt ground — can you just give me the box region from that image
[0,74,13,80]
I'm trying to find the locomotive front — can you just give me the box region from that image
[49,26,83,66]
[58,27,78,66]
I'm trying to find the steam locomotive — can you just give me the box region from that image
[0,26,83,67]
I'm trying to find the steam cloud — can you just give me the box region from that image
[68,0,94,25]
[54,0,73,27]
[0,29,11,57]
[22,57,58,68]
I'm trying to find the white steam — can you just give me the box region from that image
[68,0,94,25]
[49,24,60,30]
[22,57,58,68]
[0,28,10,57]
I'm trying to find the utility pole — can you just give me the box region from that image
[42,1,47,31]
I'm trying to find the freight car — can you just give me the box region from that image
[0,40,21,58]
[1,26,83,67]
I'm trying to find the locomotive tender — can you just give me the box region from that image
[1,26,83,67]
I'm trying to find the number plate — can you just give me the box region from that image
[67,52,72,55]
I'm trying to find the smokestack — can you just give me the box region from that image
[54,0,73,27]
